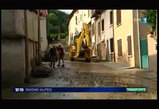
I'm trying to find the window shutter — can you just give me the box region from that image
[92,23,95,35]
[128,36,132,55]
[117,39,122,57]
[117,40,120,56]
[110,38,114,52]
[102,19,104,31]
[98,22,100,36]
[110,11,113,25]
[116,10,121,25]
[119,10,121,24]
[120,39,122,56]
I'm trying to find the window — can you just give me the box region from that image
[80,15,82,21]
[110,38,114,52]
[92,23,95,35]
[127,36,132,55]
[88,10,90,17]
[102,19,104,31]
[98,22,100,36]
[76,16,77,25]
[116,10,121,25]
[110,11,113,25]
[117,39,122,57]
[70,33,73,45]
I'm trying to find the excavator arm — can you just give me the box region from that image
[75,26,85,57]
[69,23,92,61]
[75,23,92,58]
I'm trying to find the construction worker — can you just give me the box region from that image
[57,44,65,67]
[49,45,57,69]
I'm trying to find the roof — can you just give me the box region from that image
[29,10,48,16]
[39,10,48,16]
[91,10,104,18]
[67,10,78,27]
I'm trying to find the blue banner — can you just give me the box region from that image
[12,87,146,93]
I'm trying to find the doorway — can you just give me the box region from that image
[140,37,149,69]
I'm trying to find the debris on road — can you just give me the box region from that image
[31,66,52,77]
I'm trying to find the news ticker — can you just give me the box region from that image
[13,87,147,92]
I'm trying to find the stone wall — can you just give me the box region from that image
[1,38,26,88]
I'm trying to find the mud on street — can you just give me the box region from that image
[2,60,157,99]
[2,10,157,100]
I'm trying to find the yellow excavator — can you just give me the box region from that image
[69,23,92,62]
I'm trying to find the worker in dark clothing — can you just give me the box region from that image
[57,45,65,67]
[49,45,57,68]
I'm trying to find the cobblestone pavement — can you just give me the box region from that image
[2,61,157,99]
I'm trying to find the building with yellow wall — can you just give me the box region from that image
[113,10,135,67]
[113,10,151,67]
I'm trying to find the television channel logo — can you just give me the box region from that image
[142,17,148,24]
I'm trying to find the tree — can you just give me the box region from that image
[46,10,69,44]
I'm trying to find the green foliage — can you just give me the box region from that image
[60,32,68,39]
[142,10,157,31]
[47,10,68,44]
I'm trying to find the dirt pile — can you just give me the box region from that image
[31,66,52,77]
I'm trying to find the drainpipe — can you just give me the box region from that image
[38,10,41,66]
[156,10,157,41]
[137,10,141,69]
[94,18,97,56]
[99,13,101,60]
[112,10,115,62]
[24,10,29,83]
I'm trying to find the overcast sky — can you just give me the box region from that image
[59,9,73,14]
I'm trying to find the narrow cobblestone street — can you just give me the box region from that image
[2,60,157,99]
